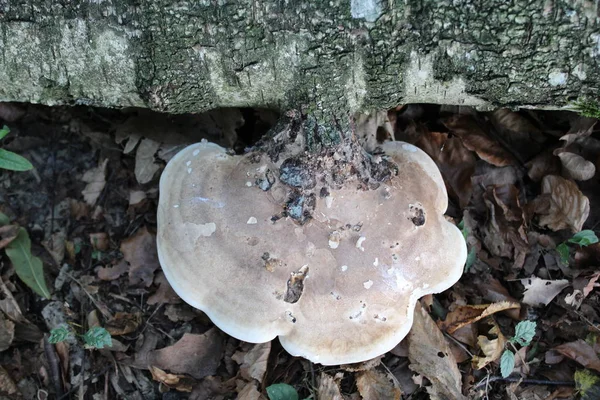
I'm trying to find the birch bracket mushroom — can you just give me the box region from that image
[157,137,466,365]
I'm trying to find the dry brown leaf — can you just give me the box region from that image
[129,190,147,205]
[472,321,507,369]
[135,329,224,380]
[439,301,521,334]
[536,175,590,232]
[318,372,344,400]
[0,224,19,249]
[96,259,129,281]
[81,159,108,206]
[520,277,569,307]
[232,342,271,382]
[89,232,109,251]
[488,109,546,161]
[147,272,181,305]
[356,369,401,400]
[135,138,161,184]
[553,339,600,372]
[0,312,15,352]
[105,312,142,336]
[583,273,600,297]
[42,232,66,266]
[0,365,20,397]
[443,114,516,167]
[560,117,597,146]
[556,152,596,181]
[149,366,194,392]
[475,275,521,320]
[408,302,467,400]
[525,149,562,182]
[121,226,160,287]
[237,382,266,400]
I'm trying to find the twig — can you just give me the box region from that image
[443,332,474,358]
[473,376,574,390]
[43,335,64,398]
[65,272,113,319]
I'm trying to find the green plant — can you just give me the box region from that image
[500,320,537,378]
[570,98,600,119]
[0,125,33,171]
[266,383,299,400]
[49,325,112,349]
[556,230,599,265]
[0,212,51,299]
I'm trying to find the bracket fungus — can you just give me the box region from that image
[157,139,466,365]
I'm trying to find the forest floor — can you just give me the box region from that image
[0,102,599,400]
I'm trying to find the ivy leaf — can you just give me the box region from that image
[556,242,570,265]
[5,228,51,299]
[49,326,73,344]
[568,230,599,247]
[83,326,112,349]
[500,350,515,378]
[0,125,9,140]
[0,149,33,171]
[266,383,299,400]
[511,320,537,347]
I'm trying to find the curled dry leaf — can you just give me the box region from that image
[556,152,596,181]
[443,114,516,167]
[438,301,521,334]
[237,382,267,400]
[526,149,562,182]
[81,159,108,206]
[560,117,597,146]
[0,365,19,397]
[96,260,129,281]
[231,342,271,382]
[0,312,15,352]
[135,138,162,184]
[149,366,194,392]
[120,226,161,287]
[318,372,344,400]
[535,175,590,233]
[105,312,142,336]
[520,277,569,307]
[475,275,521,320]
[147,272,181,305]
[488,109,546,161]
[356,369,402,400]
[129,190,147,205]
[552,339,600,373]
[408,302,467,400]
[472,320,507,369]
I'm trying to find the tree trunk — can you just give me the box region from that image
[1,0,599,116]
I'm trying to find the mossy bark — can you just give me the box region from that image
[1,0,599,117]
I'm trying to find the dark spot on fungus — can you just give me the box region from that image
[409,204,426,226]
[284,265,308,303]
[437,352,445,358]
[319,187,330,198]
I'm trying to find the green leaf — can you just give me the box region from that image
[556,242,570,265]
[0,149,33,171]
[500,350,515,378]
[568,230,599,247]
[0,212,9,226]
[83,326,112,349]
[464,247,476,273]
[511,320,537,347]
[5,228,51,299]
[575,369,600,400]
[49,326,73,344]
[266,383,299,400]
[0,125,9,140]
[458,220,468,240]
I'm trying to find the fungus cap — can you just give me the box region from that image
[157,140,466,365]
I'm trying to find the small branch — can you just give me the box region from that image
[43,335,64,398]
[473,375,575,390]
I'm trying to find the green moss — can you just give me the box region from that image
[575,369,600,400]
[571,98,600,119]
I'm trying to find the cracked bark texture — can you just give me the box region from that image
[0,0,599,114]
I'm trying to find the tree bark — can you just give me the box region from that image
[0,0,599,115]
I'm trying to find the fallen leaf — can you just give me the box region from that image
[129,190,147,205]
[238,382,266,400]
[520,277,569,307]
[232,342,271,382]
[96,259,129,281]
[135,138,161,184]
[0,224,18,249]
[525,149,562,182]
[475,275,521,319]
[149,366,194,392]
[147,272,181,305]
[472,320,507,369]
[583,273,600,297]
[488,109,546,161]
[560,117,597,146]
[0,365,19,397]
[105,312,142,336]
[439,301,521,334]
[89,232,109,251]
[556,152,596,181]
[0,312,15,351]
[318,372,344,400]
[356,369,402,400]
[443,114,516,167]
[121,226,160,287]
[535,175,590,233]
[5,228,51,299]
[42,232,66,266]
[134,329,224,380]
[408,302,467,400]
[81,159,108,206]
[553,339,600,372]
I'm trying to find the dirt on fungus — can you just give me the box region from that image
[0,102,600,399]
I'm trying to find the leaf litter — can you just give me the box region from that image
[1,102,600,398]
